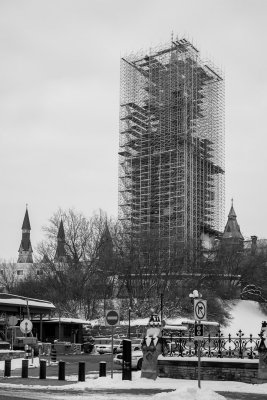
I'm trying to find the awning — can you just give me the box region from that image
[0,293,55,314]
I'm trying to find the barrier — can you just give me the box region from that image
[21,359,29,378]
[51,345,57,363]
[78,361,85,382]
[99,361,106,377]
[58,361,65,381]
[4,359,11,377]
[39,359,46,379]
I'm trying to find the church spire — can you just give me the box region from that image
[222,199,244,243]
[54,219,67,262]
[18,205,33,263]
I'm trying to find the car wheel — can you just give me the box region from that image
[137,358,143,370]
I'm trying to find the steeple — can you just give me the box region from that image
[97,223,114,272]
[222,199,244,244]
[18,205,33,263]
[54,219,67,262]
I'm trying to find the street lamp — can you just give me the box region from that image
[160,293,163,322]
[189,289,202,302]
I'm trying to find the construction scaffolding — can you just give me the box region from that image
[118,38,225,253]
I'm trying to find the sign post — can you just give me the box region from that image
[193,299,207,389]
[105,310,120,379]
[7,316,18,350]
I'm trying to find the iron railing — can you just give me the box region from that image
[162,329,260,359]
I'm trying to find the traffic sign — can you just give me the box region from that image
[194,323,204,340]
[194,299,207,321]
[20,319,32,334]
[7,316,18,327]
[105,310,120,326]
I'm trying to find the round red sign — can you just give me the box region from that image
[106,310,119,326]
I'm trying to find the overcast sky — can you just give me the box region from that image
[1,0,267,261]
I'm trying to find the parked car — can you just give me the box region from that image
[94,337,122,354]
[117,338,143,353]
[113,349,143,370]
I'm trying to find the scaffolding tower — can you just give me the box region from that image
[118,38,225,254]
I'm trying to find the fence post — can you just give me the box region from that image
[78,362,85,382]
[39,359,46,379]
[4,359,11,377]
[22,359,29,378]
[58,361,65,381]
[99,361,106,377]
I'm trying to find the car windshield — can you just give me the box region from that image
[132,339,141,344]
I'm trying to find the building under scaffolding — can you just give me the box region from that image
[118,38,225,258]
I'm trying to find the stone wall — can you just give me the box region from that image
[158,357,258,383]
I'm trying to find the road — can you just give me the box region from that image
[0,354,266,399]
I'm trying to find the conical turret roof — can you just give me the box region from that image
[22,208,31,230]
[222,200,244,241]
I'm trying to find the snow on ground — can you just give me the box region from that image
[0,358,267,399]
[221,300,267,336]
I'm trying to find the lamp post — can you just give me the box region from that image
[160,293,163,322]
[128,307,131,339]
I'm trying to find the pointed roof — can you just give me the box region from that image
[18,206,33,263]
[57,219,65,240]
[54,220,67,261]
[222,199,244,241]
[22,207,31,230]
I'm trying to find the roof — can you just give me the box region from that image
[32,317,88,324]
[222,201,244,241]
[22,208,31,230]
[0,293,55,314]
[57,220,65,240]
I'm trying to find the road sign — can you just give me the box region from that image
[20,319,32,334]
[194,323,204,340]
[7,316,18,326]
[105,310,120,327]
[194,299,207,321]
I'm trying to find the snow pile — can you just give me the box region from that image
[153,387,224,399]
[222,300,267,336]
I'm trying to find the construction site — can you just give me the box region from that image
[118,38,225,260]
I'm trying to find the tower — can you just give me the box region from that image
[54,220,67,262]
[221,200,244,249]
[118,38,225,258]
[18,206,33,263]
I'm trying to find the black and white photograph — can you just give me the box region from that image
[0,0,267,399]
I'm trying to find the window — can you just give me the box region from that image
[17,270,24,276]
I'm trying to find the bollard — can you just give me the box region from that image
[58,361,65,381]
[39,359,46,379]
[22,359,29,379]
[78,361,85,382]
[4,359,11,377]
[51,345,57,363]
[99,361,106,377]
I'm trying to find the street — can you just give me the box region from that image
[0,355,267,399]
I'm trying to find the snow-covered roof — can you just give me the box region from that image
[37,317,88,324]
[0,293,55,313]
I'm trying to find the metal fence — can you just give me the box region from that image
[162,329,260,359]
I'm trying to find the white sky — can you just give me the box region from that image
[1,0,267,261]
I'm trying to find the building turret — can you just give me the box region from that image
[54,219,67,262]
[221,199,244,249]
[18,206,33,263]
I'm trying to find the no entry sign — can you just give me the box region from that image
[105,310,120,326]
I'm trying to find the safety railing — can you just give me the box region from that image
[162,329,260,359]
